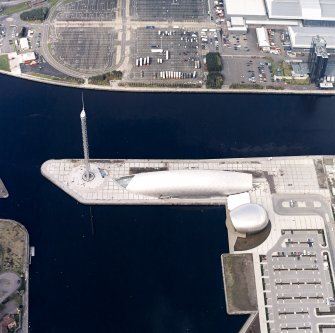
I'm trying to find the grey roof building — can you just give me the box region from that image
[265,0,335,21]
[288,26,335,49]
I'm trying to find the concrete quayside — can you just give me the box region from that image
[42,155,335,333]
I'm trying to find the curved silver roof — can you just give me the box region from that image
[116,170,252,198]
[230,203,269,234]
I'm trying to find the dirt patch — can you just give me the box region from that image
[0,221,27,274]
[221,253,258,314]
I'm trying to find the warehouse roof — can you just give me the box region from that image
[256,27,270,48]
[265,0,335,20]
[288,26,335,49]
[225,0,266,17]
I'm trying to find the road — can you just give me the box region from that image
[0,0,26,5]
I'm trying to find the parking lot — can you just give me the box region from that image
[200,29,221,53]
[223,30,259,55]
[129,28,203,83]
[50,27,115,74]
[130,0,207,21]
[260,229,335,333]
[55,0,117,21]
[223,57,275,85]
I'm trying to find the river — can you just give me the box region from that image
[1,75,335,332]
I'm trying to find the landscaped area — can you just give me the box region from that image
[0,55,10,72]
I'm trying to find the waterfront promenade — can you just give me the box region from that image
[1,71,335,95]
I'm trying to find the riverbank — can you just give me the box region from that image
[1,70,335,95]
[0,219,29,333]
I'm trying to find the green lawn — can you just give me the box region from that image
[0,2,30,16]
[29,72,84,84]
[0,54,10,71]
[282,62,292,77]
[48,0,61,9]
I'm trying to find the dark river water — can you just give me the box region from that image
[1,75,335,333]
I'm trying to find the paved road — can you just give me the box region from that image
[0,0,26,5]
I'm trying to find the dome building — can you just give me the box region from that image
[230,203,269,234]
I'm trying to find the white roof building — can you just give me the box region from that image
[288,26,335,49]
[256,27,270,50]
[19,38,29,51]
[227,192,251,211]
[229,17,248,33]
[230,203,269,234]
[265,0,335,21]
[116,170,253,199]
[18,52,36,63]
[224,0,267,19]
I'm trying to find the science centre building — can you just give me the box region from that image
[116,169,269,234]
[115,169,253,198]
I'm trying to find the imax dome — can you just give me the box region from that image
[230,203,269,234]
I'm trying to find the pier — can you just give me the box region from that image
[41,155,335,333]
[0,179,9,198]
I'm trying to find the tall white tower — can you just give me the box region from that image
[80,95,94,181]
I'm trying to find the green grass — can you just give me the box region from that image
[230,83,284,90]
[283,78,310,85]
[282,62,292,77]
[0,2,30,16]
[29,72,84,84]
[48,0,61,8]
[0,54,10,71]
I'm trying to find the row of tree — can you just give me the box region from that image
[20,7,49,21]
[89,71,123,85]
[205,52,223,89]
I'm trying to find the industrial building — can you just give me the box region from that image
[256,27,270,52]
[308,35,328,83]
[265,0,335,24]
[225,0,335,26]
[228,17,247,33]
[19,38,29,51]
[224,0,267,20]
[116,170,253,198]
[288,26,335,50]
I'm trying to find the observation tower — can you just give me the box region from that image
[80,96,94,182]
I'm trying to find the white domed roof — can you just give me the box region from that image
[115,170,253,198]
[230,203,269,234]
